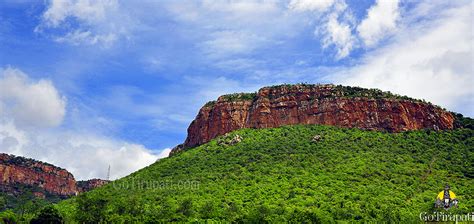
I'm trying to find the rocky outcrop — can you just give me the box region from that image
[77,179,110,193]
[217,134,243,146]
[0,153,77,197]
[0,153,108,198]
[172,84,455,155]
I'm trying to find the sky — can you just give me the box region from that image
[0,0,472,180]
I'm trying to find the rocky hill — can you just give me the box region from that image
[0,153,109,200]
[7,84,472,223]
[172,84,455,155]
[77,179,110,193]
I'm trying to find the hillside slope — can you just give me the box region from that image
[57,125,473,223]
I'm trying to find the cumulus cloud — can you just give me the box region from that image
[357,0,400,47]
[0,67,162,180]
[317,1,355,59]
[287,0,358,59]
[0,121,162,180]
[292,0,400,59]
[157,148,172,159]
[321,14,353,58]
[330,2,473,116]
[0,67,66,128]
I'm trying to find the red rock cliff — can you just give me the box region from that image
[0,153,109,198]
[0,153,77,197]
[77,179,110,193]
[173,84,454,154]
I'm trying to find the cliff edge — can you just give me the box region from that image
[0,153,109,199]
[171,84,455,155]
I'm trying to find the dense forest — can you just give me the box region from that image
[3,123,472,223]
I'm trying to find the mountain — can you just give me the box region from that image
[172,84,455,155]
[45,84,472,223]
[3,84,473,223]
[0,153,109,211]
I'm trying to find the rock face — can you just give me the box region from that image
[173,84,455,155]
[0,153,77,197]
[76,179,110,193]
[0,153,108,198]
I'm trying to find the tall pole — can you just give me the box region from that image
[107,165,111,180]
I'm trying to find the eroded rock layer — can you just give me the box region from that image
[173,84,454,154]
[0,153,77,197]
[0,153,109,198]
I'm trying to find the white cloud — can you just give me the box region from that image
[288,0,335,12]
[322,13,354,59]
[357,0,400,47]
[0,122,161,180]
[202,30,269,57]
[0,67,162,180]
[167,1,301,59]
[318,1,355,59]
[37,0,129,46]
[157,148,172,159]
[0,67,66,128]
[330,2,474,116]
[170,1,281,24]
[54,30,117,46]
[0,121,28,156]
[287,0,360,60]
[41,0,117,27]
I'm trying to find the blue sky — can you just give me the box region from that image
[0,0,472,180]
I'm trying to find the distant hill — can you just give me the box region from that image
[0,153,109,212]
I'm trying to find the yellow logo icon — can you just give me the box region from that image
[435,184,458,210]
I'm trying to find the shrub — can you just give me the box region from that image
[0,210,18,224]
[30,206,63,224]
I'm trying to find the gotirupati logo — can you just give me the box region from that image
[435,184,458,210]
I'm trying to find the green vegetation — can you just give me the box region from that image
[30,206,64,224]
[268,83,423,102]
[203,84,433,109]
[0,189,61,210]
[0,185,59,222]
[204,92,257,107]
[0,209,18,224]
[335,85,420,101]
[42,125,472,222]
[221,92,257,102]
[453,112,474,130]
[203,100,217,107]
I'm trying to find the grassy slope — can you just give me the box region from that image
[57,125,473,223]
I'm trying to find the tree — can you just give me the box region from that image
[177,198,193,217]
[0,209,18,224]
[30,206,63,224]
[74,194,108,223]
[0,196,5,210]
